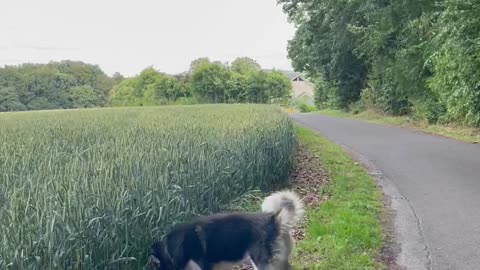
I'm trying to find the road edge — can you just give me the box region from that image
[292,117,431,270]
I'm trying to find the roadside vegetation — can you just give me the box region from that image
[0,105,295,269]
[289,98,316,113]
[293,127,384,269]
[278,0,480,129]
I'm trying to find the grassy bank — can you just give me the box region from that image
[318,109,480,143]
[294,127,384,269]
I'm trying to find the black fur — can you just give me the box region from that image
[149,212,280,270]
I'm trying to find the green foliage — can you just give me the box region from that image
[280,0,368,109]
[0,57,291,110]
[225,72,249,103]
[108,78,141,106]
[279,0,480,126]
[110,58,292,106]
[69,85,99,108]
[0,87,26,111]
[191,61,231,103]
[231,57,262,75]
[109,68,191,107]
[313,79,341,110]
[112,72,125,85]
[0,61,116,112]
[189,57,211,72]
[290,98,316,113]
[352,0,434,117]
[0,105,295,269]
[427,0,480,126]
[245,71,271,103]
[265,70,292,100]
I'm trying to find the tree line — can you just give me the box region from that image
[0,58,292,112]
[0,61,120,111]
[279,0,480,127]
[109,57,292,106]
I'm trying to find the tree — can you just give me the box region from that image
[279,0,368,109]
[137,67,161,96]
[112,72,125,85]
[245,71,269,103]
[144,73,180,103]
[278,0,454,120]
[0,61,116,111]
[69,85,98,108]
[52,60,114,105]
[231,57,262,75]
[109,79,140,106]
[427,0,480,126]
[265,71,292,101]
[0,87,26,111]
[191,61,230,103]
[109,68,192,106]
[25,67,76,109]
[226,73,248,103]
[189,58,211,73]
[0,58,293,110]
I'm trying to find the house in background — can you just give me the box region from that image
[279,71,315,104]
[266,70,315,104]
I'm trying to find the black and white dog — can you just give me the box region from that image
[148,191,304,270]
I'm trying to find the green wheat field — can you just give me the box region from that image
[0,105,296,269]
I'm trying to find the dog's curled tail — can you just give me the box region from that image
[261,191,304,231]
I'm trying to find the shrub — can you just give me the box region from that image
[291,98,317,113]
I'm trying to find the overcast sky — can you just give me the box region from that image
[0,0,295,76]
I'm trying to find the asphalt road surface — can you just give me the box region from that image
[291,113,480,270]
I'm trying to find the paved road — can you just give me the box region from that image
[291,113,480,270]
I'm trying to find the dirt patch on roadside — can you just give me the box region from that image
[289,143,328,242]
[234,143,328,270]
[290,143,328,207]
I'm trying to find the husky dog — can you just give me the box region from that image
[148,191,304,270]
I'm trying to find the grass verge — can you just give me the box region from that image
[318,109,480,143]
[293,126,384,270]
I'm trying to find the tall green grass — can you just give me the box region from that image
[0,105,295,269]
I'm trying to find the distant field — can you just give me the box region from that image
[0,105,296,269]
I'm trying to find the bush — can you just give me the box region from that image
[291,98,317,112]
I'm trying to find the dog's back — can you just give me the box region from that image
[150,191,304,270]
[195,213,279,265]
[152,212,278,269]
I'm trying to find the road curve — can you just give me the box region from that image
[291,113,480,270]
